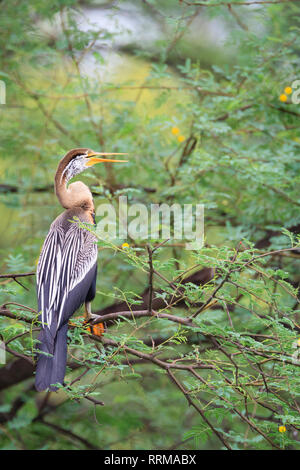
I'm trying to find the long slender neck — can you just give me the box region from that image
[55,166,94,212]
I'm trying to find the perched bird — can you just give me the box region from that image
[35,148,127,392]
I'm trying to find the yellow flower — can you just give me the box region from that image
[122,242,129,249]
[279,94,287,102]
[278,425,286,433]
[171,126,180,135]
[284,86,292,95]
[178,135,185,143]
[297,338,300,347]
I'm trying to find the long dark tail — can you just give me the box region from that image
[35,324,68,392]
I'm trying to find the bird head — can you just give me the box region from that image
[61,148,128,183]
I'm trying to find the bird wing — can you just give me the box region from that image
[37,216,98,334]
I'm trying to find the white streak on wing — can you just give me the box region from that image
[48,245,60,308]
[37,217,98,332]
[40,288,45,328]
[70,237,97,291]
[48,243,62,327]
[57,291,68,328]
[37,225,64,329]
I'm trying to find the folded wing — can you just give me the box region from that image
[37,215,98,337]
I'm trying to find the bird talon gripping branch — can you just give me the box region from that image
[35,148,127,391]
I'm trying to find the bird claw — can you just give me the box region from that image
[86,313,100,323]
[83,303,105,335]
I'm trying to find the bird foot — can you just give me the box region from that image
[84,302,96,322]
[84,303,105,336]
[85,313,99,322]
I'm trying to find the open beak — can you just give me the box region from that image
[86,151,128,166]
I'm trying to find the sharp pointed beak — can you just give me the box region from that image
[86,151,128,166]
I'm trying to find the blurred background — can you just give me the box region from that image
[0,0,299,451]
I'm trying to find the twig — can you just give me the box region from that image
[0,272,35,279]
[146,245,154,314]
[192,243,241,318]
[166,368,232,450]
[39,419,99,450]
[94,336,214,371]
[92,309,195,328]
[227,4,248,30]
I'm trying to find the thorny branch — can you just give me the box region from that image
[1,239,299,449]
